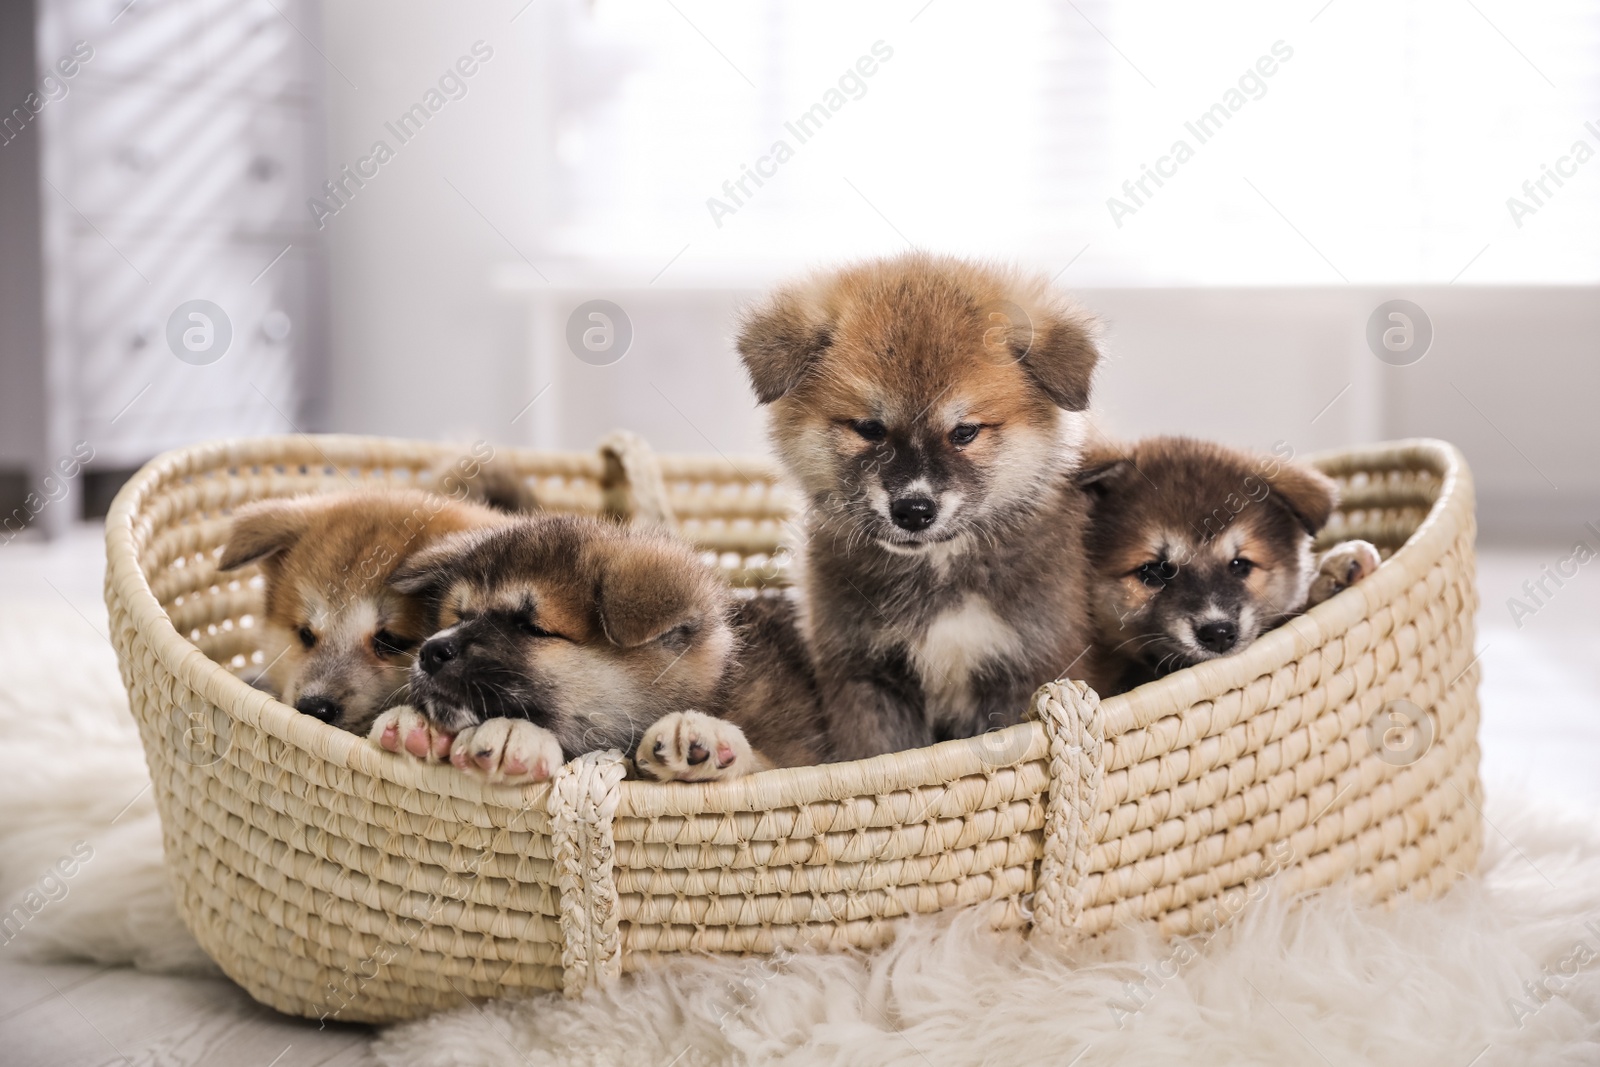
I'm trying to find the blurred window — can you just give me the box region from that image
[553,0,1600,283]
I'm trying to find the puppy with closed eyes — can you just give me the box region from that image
[369,515,824,784]
[1075,436,1382,694]
[216,451,538,736]
[737,253,1111,761]
[217,489,513,736]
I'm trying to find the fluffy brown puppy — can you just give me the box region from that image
[738,253,1109,761]
[370,515,823,784]
[217,488,512,736]
[1076,436,1381,693]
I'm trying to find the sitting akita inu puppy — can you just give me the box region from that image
[369,515,824,784]
[1075,436,1382,694]
[737,253,1110,760]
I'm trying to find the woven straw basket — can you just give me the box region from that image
[104,434,1482,1024]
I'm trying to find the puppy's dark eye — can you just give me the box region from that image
[372,629,416,657]
[1135,560,1176,589]
[519,618,557,639]
[949,423,981,446]
[850,419,887,442]
[297,626,317,649]
[1230,558,1256,577]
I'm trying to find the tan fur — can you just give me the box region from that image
[1077,436,1374,694]
[746,255,1100,514]
[217,488,512,734]
[739,254,1107,759]
[387,517,824,779]
[1307,539,1383,606]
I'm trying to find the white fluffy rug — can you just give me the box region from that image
[0,600,212,975]
[4,599,1600,1066]
[379,806,1600,1067]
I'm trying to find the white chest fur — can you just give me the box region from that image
[910,594,1023,717]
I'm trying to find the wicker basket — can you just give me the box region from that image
[103,434,1482,1023]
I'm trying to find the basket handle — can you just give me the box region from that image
[549,749,629,997]
[598,430,676,528]
[1027,679,1106,940]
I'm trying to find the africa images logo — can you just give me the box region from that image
[166,300,232,365]
[1365,299,1432,367]
[565,300,633,366]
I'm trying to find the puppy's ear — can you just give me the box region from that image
[428,453,540,514]
[1074,459,1133,498]
[595,539,723,649]
[1073,440,1134,498]
[217,499,315,570]
[1016,302,1101,411]
[388,530,489,596]
[737,287,832,404]
[1263,461,1340,536]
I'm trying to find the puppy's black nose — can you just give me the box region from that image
[889,496,937,532]
[1195,620,1238,653]
[295,695,341,723]
[419,635,458,674]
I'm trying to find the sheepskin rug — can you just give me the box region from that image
[377,805,1600,1067]
[4,597,1600,1066]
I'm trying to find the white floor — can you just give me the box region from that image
[0,524,1596,1066]
[1474,546,1600,809]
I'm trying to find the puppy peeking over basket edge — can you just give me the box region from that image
[1076,435,1382,694]
[215,450,536,736]
[367,514,825,785]
[218,450,820,785]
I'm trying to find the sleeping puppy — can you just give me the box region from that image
[369,515,824,784]
[737,253,1110,761]
[216,452,537,736]
[1075,436,1382,694]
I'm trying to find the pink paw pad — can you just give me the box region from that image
[404,728,433,759]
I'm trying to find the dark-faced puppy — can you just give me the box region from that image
[370,516,824,783]
[217,489,512,735]
[1076,436,1380,693]
[738,253,1109,761]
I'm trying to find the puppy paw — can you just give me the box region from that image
[370,705,454,762]
[636,711,757,782]
[450,719,564,784]
[1307,540,1382,606]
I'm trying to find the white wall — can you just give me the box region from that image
[496,284,1600,542]
[1094,287,1600,541]
[320,4,1599,543]
[318,1,558,443]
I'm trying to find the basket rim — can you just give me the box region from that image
[104,434,1473,814]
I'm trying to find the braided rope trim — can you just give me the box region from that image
[599,430,676,528]
[549,750,628,997]
[1028,680,1106,939]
